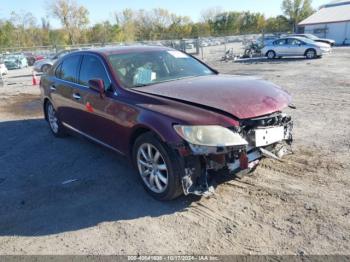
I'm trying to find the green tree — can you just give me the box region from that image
[0,21,16,47]
[265,15,291,33]
[88,21,122,44]
[48,0,89,45]
[281,0,314,32]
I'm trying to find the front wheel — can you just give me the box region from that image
[305,49,316,59]
[132,133,183,201]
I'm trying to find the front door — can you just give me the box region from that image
[73,54,121,149]
[286,38,305,56]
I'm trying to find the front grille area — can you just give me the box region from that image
[228,113,293,146]
[240,113,292,129]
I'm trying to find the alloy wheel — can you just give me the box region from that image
[47,104,59,134]
[267,51,275,59]
[137,143,168,193]
[306,50,315,59]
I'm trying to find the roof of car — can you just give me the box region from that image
[84,45,173,56]
[274,36,306,41]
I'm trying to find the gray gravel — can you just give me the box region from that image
[0,47,349,255]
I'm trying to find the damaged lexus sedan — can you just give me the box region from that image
[40,46,294,200]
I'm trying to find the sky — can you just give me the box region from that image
[0,0,328,28]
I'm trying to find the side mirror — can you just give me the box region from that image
[88,79,105,98]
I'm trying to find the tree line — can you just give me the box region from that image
[0,0,314,49]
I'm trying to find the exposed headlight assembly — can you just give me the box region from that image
[173,125,248,147]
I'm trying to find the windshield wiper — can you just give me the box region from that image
[133,83,154,88]
[132,75,209,88]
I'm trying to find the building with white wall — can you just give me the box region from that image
[298,0,350,45]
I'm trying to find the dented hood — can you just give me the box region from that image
[137,75,291,120]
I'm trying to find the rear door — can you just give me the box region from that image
[51,54,82,129]
[272,39,288,56]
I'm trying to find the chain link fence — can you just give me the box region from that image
[1,33,268,62]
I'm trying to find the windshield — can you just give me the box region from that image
[305,34,318,40]
[108,50,214,88]
[300,37,316,44]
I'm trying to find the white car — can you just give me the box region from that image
[33,49,79,73]
[3,54,28,70]
[261,37,331,59]
[0,60,8,75]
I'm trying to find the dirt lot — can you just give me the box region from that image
[0,47,349,255]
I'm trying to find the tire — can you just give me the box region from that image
[305,49,316,59]
[132,132,184,201]
[45,101,67,137]
[28,58,35,66]
[266,50,276,59]
[42,64,51,74]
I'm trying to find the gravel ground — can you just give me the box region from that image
[0,46,349,255]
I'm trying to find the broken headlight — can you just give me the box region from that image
[173,125,248,147]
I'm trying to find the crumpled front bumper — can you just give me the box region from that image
[175,114,293,197]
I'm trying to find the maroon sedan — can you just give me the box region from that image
[40,46,293,200]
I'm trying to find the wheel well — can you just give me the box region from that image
[43,98,49,121]
[41,64,51,70]
[266,50,275,56]
[128,127,165,158]
[129,127,152,157]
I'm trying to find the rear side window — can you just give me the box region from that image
[60,55,81,82]
[79,55,111,90]
[274,39,286,46]
[287,38,302,45]
[55,63,62,78]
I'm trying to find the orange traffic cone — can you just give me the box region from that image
[32,71,38,86]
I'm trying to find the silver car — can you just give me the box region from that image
[261,37,331,59]
[33,49,78,73]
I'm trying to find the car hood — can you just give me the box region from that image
[317,38,335,43]
[137,75,292,119]
[314,42,330,48]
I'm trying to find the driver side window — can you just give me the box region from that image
[79,55,111,91]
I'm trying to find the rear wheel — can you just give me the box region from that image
[45,101,67,137]
[305,49,316,59]
[266,50,276,59]
[132,132,183,201]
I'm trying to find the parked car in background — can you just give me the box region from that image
[33,49,79,73]
[23,52,46,66]
[185,43,194,49]
[40,46,294,200]
[257,34,280,46]
[3,54,28,69]
[262,37,331,59]
[289,34,335,46]
[0,58,8,75]
[200,41,209,47]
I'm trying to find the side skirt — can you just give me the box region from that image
[62,122,125,156]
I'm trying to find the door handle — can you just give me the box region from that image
[72,93,81,100]
[50,85,56,91]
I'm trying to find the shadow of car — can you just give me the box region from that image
[0,119,195,236]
